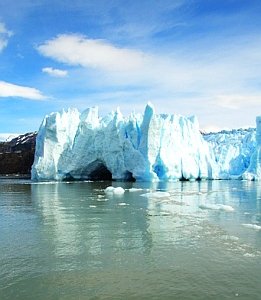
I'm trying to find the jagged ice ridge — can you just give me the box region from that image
[31,103,261,181]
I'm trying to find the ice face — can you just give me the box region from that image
[31,108,80,180]
[242,116,261,180]
[31,104,260,181]
[256,116,261,145]
[203,128,256,179]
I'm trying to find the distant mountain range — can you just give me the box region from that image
[0,132,37,177]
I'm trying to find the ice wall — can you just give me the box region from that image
[242,116,261,180]
[31,104,260,181]
[32,103,217,181]
[203,128,256,179]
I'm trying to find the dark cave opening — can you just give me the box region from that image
[88,162,112,181]
[124,171,136,182]
[62,162,137,182]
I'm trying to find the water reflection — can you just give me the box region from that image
[31,182,154,268]
[30,180,261,266]
[0,180,33,209]
[0,180,261,299]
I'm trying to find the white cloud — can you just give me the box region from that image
[0,81,47,100]
[42,67,68,77]
[215,94,261,110]
[37,34,146,71]
[0,22,13,52]
[36,33,261,129]
[36,34,261,99]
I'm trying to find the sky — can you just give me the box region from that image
[0,0,261,139]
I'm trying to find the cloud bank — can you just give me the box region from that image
[37,34,146,72]
[0,81,46,100]
[36,32,261,130]
[37,34,261,105]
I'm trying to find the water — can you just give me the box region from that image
[0,180,260,299]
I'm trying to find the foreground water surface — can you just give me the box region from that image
[0,179,261,299]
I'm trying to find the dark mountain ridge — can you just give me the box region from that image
[0,132,37,177]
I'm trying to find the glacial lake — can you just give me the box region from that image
[0,179,261,299]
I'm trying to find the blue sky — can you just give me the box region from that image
[0,0,261,138]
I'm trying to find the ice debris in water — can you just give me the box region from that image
[31,103,260,182]
[129,188,144,192]
[199,204,234,212]
[242,224,261,230]
[105,186,115,193]
[105,186,125,195]
[113,187,125,195]
[243,253,256,258]
[140,191,171,198]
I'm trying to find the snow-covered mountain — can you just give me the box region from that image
[0,132,37,176]
[31,103,261,181]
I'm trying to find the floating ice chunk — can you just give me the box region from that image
[140,191,171,198]
[105,186,125,195]
[244,253,256,258]
[89,205,97,208]
[31,181,58,185]
[105,186,115,193]
[218,205,235,212]
[242,223,261,230]
[129,188,144,192]
[118,202,129,206]
[199,204,234,212]
[113,187,125,195]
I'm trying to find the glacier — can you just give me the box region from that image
[31,103,261,181]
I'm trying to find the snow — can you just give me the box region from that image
[0,133,21,142]
[31,103,261,181]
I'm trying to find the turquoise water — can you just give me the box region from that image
[0,180,261,299]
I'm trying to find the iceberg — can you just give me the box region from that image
[31,103,260,181]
